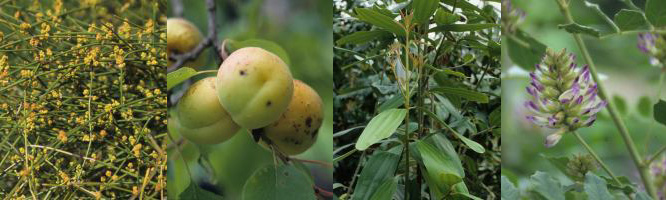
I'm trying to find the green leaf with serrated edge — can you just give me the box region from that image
[558,23,601,38]
[614,9,650,31]
[529,171,565,200]
[227,39,291,65]
[417,140,464,190]
[352,152,400,200]
[429,23,499,33]
[501,176,520,200]
[369,177,398,200]
[178,183,223,200]
[354,8,405,36]
[434,9,460,25]
[167,67,197,91]
[355,109,407,150]
[584,173,613,200]
[646,0,666,27]
[412,0,439,24]
[431,87,489,103]
[336,30,392,45]
[637,96,652,118]
[242,165,315,200]
[506,29,547,70]
[654,100,666,126]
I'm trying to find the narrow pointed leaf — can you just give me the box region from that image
[431,87,489,103]
[416,140,463,190]
[336,30,392,45]
[167,67,197,90]
[352,152,400,200]
[355,8,405,36]
[355,109,407,150]
[429,23,499,33]
[412,0,439,24]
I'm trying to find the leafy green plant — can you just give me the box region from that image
[0,0,167,199]
[503,0,666,199]
[334,0,501,199]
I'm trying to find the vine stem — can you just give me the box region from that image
[572,131,621,184]
[554,0,657,197]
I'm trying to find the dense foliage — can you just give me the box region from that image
[333,0,501,199]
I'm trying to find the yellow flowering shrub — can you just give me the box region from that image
[0,0,167,199]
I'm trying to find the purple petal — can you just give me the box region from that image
[583,115,597,126]
[575,95,583,104]
[526,86,537,97]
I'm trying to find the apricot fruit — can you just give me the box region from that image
[176,77,240,144]
[167,18,206,68]
[216,47,294,129]
[260,80,323,155]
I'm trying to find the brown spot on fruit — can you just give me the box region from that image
[239,70,246,76]
[305,117,312,128]
[266,101,271,107]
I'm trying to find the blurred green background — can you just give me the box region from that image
[167,0,333,199]
[502,0,666,190]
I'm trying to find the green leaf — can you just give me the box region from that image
[242,165,315,200]
[637,96,652,118]
[582,1,619,34]
[489,107,500,127]
[429,23,499,33]
[426,134,465,177]
[167,67,197,91]
[416,140,463,191]
[583,173,613,200]
[378,92,413,112]
[646,0,666,27]
[369,177,398,200]
[412,0,439,24]
[452,131,485,153]
[635,191,654,200]
[178,183,223,200]
[529,171,565,200]
[612,95,627,115]
[506,29,547,70]
[227,39,291,65]
[431,87,489,103]
[614,9,650,31]
[352,152,400,200]
[355,109,408,151]
[355,8,405,36]
[558,23,601,38]
[654,100,666,126]
[441,0,483,14]
[434,9,461,25]
[336,30,392,45]
[501,176,520,200]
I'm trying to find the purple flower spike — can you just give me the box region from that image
[524,48,606,147]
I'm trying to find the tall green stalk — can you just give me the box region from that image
[554,0,657,197]
[403,27,412,200]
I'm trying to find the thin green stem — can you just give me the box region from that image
[403,28,412,200]
[648,145,666,165]
[572,131,622,185]
[554,0,657,197]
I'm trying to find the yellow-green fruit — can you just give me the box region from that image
[167,18,206,68]
[216,47,294,129]
[176,77,240,144]
[261,80,323,155]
